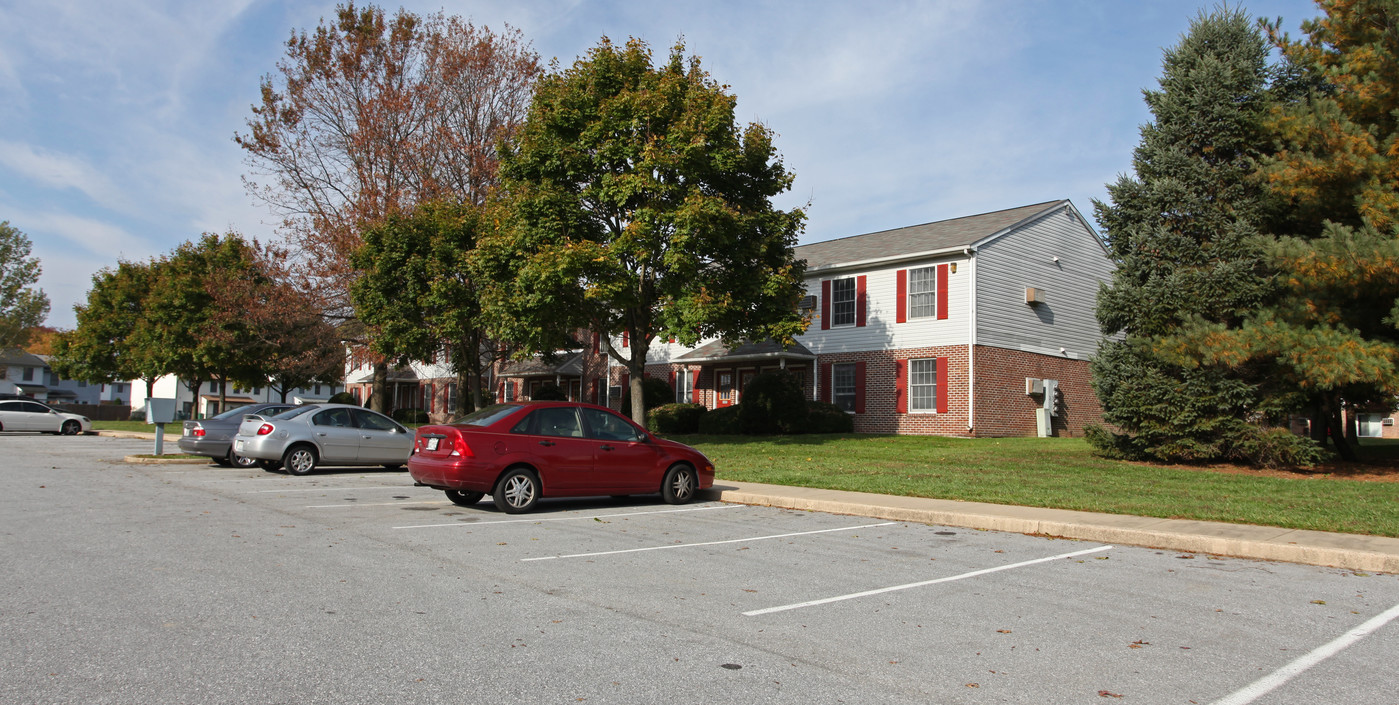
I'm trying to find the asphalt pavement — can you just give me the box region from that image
[103,428,1399,575]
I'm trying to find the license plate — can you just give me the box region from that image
[235,440,245,451]
[426,438,439,451]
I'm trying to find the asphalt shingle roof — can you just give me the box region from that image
[795,200,1064,270]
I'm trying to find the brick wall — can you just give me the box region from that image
[971,345,1102,438]
[820,346,972,436]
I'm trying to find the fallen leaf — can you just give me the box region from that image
[997,629,1012,634]
[1099,691,1123,698]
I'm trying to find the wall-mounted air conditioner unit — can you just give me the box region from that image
[1025,378,1043,395]
[1025,287,1043,305]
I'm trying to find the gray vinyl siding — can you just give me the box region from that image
[974,206,1113,360]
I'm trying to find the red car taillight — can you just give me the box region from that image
[256,423,274,436]
[449,429,474,457]
[192,428,206,437]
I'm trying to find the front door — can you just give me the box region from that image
[581,407,662,492]
[715,370,734,408]
[737,369,757,403]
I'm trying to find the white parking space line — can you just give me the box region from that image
[242,485,417,493]
[744,544,1114,616]
[307,500,449,508]
[392,504,742,529]
[1210,600,1399,705]
[522,522,896,561]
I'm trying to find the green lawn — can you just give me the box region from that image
[679,434,1399,538]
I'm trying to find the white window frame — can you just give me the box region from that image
[830,278,857,327]
[676,369,694,404]
[909,358,938,413]
[908,266,937,319]
[832,363,856,413]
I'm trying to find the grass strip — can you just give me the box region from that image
[680,434,1399,538]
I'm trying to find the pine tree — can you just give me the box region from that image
[1168,0,1399,461]
[1089,7,1316,464]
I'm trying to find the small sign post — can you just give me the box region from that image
[145,398,177,455]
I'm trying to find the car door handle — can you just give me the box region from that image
[599,445,614,451]
[538,440,555,447]
[363,435,373,439]
[316,432,327,437]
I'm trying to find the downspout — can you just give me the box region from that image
[965,246,976,435]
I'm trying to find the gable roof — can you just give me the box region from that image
[795,200,1067,272]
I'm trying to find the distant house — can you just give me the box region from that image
[0,348,51,400]
[130,375,343,420]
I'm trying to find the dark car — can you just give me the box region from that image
[179,402,298,467]
[407,401,715,514]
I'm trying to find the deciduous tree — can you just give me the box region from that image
[352,200,499,415]
[237,2,538,413]
[50,260,164,398]
[0,221,50,349]
[479,38,808,424]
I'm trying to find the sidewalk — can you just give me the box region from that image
[95,430,1399,573]
[709,481,1399,575]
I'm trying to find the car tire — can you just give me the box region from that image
[230,451,259,469]
[445,489,484,506]
[282,445,318,476]
[211,455,233,467]
[492,468,540,514]
[661,464,697,505]
[60,420,81,436]
[258,459,281,472]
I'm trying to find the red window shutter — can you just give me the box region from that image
[692,369,701,400]
[620,373,629,398]
[937,264,949,320]
[936,357,949,414]
[669,370,676,389]
[497,381,504,403]
[592,333,600,355]
[896,269,907,324]
[895,359,907,413]
[590,380,598,404]
[856,275,867,327]
[819,363,832,403]
[821,280,831,330]
[669,336,676,344]
[854,361,866,413]
[622,331,629,347]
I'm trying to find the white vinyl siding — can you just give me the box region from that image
[975,206,1114,359]
[909,358,937,412]
[908,266,937,319]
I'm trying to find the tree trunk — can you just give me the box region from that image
[370,362,388,414]
[628,363,646,425]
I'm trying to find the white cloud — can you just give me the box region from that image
[0,140,127,211]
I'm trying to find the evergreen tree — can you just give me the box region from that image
[1166,0,1399,460]
[1089,7,1317,465]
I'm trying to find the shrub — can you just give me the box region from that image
[391,408,429,424]
[734,371,809,434]
[1227,426,1327,468]
[620,376,675,418]
[129,409,146,422]
[805,401,854,433]
[648,403,707,434]
[697,405,744,434]
[530,383,569,401]
[327,391,357,405]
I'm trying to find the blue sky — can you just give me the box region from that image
[1,0,1322,329]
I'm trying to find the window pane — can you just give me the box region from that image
[909,358,938,412]
[908,267,936,319]
[833,363,856,412]
[831,278,856,326]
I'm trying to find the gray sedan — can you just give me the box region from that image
[178,402,298,467]
[232,404,413,475]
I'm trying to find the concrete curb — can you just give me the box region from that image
[713,481,1399,575]
[122,455,211,465]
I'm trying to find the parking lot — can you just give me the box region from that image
[4,434,1399,704]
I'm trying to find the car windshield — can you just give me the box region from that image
[272,405,317,420]
[449,404,521,427]
[209,404,255,421]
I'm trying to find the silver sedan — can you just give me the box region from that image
[232,404,414,475]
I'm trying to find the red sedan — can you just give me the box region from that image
[408,401,715,513]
